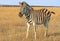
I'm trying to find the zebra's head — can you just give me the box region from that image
[19,1,33,17]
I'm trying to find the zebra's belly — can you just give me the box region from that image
[35,16,44,25]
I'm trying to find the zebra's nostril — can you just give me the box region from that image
[19,12,23,17]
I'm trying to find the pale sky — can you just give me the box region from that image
[0,0,60,6]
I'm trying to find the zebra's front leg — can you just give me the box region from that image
[26,22,30,39]
[33,22,36,40]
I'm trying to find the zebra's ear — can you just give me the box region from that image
[19,1,25,6]
[21,1,27,6]
[51,11,55,14]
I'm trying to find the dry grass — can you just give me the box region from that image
[0,6,60,41]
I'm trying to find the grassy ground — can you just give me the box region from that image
[0,6,60,41]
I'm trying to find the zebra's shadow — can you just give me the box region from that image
[48,32,60,37]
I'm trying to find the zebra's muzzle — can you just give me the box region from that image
[19,12,23,17]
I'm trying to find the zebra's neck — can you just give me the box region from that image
[25,13,32,23]
[25,9,33,23]
[26,13,31,20]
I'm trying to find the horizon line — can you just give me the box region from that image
[0,5,60,7]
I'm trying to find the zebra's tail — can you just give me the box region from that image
[51,11,55,14]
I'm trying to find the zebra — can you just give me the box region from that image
[19,1,55,40]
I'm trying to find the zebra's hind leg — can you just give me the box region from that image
[45,26,48,37]
[26,22,30,39]
[44,21,48,37]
